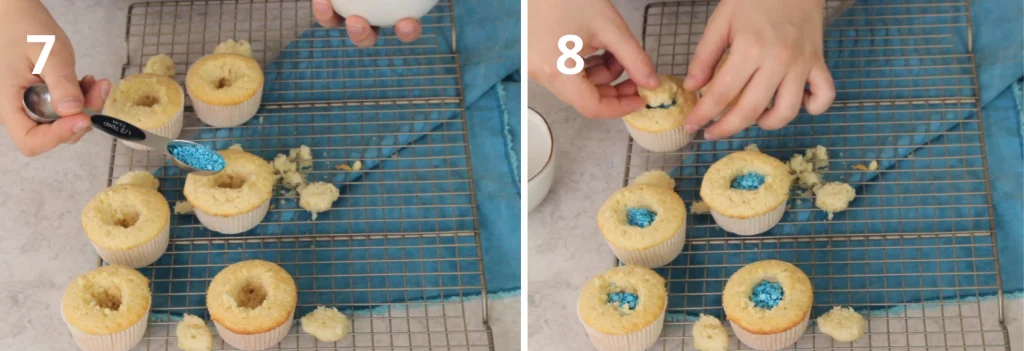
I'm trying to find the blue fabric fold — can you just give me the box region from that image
[145,0,521,318]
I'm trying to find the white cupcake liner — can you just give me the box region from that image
[711,202,786,236]
[624,121,694,153]
[194,200,269,235]
[607,224,686,268]
[191,88,263,128]
[731,312,810,351]
[580,308,666,351]
[91,224,170,268]
[63,308,148,351]
[215,312,293,351]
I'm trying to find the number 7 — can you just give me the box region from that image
[27,35,56,75]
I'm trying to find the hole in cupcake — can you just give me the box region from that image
[645,99,677,110]
[215,173,247,189]
[626,207,657,228]
[115,210,141,228]
[731,172,766,190]
[235,280,268,309]
[607,291,640,313]
[133,94,161,108]
[90,285,123,311]
[215,77,234,89]
[750,280,784,310]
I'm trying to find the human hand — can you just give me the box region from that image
[0,0,111,157]
[683,0,836,141]
[312,0,423,48]
[528,0,661,119]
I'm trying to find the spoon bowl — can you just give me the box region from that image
[23,83,64,123]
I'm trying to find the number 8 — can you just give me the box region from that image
[557,35,584,75]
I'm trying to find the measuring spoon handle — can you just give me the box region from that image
[90,115,148,141]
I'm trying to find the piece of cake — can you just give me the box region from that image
[207,260,297,350]
[700,149,792,235]
[299,182,340,220]
[723,260,813,350]
[814,182,856,220]
[176,314,213,351]
[578,265,668,351]
[692,314,729,351]
[623,75,700,152]
[300,306,351,342]
[81,184,170,268]
[816,306,866,342]
[598,171,687,268]
[184,149,275,234]
[61,265,151,351]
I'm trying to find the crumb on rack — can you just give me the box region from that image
[300,306,350,343]
[299,182,340,221]
[352,160,363,171]
[335,164,352,171]
[868,160,878,170]
[817,306,866,342]
[143,54,176,78]
[174,201,194,215]
[690,201,710,215]
[814,182,856,220]
[213,39,253,57]
[744,144,760,152]
[175,314,212,351]
[692,314,729,351]
[227,144,244,151]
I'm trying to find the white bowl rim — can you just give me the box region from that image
[528,107,554,182]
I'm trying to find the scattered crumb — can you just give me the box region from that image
[281,171,306,190]
[805,145,829,169]
[817,306,866,342]
[176,314,212,351]
[227,144,244,151]
[868,160,878,171]
[213,39,253,57]
[116,170,160,190]
[258,116,264,124]
[174,201,194,215]
[851,164,869,171]
[289,145,313,170]
[787,154,813,175]
[143,54,176,78]
[633,170,675,189]
[335,164,353,171]
[797,171,823,190]
[271,154,298,175]
[352,160,363,171]
[692,314,729,351]
[300,306,350,343]
[814,182,856,220]
[744,144,760,152]
[690,201,710,215]
[800,189,815,198]
[299,182,340,220]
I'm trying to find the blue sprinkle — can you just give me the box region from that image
[607,292,640,311]
[168,142,226,172]
[750,280,785,310]
[626,208,657,228]
[645,99,677,109]
[731,172,765,190]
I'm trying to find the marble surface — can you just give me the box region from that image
[0,1,519,350]
[525,1,1023,350]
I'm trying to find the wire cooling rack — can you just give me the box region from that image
[103,1,493,350]
[624,1,1009,350]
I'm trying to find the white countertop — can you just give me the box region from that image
[0,0,519,350]
[525,1,1022,350]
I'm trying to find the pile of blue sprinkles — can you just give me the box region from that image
[168,142,226,172]
[731,172,765,190]
[607,291,639,311]
[750,280,784,309]
[626,208,657,228]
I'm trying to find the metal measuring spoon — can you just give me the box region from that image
[23,83,223,176]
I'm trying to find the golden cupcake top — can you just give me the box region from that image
[722,260,813,335]
[207,260,298,334]
[81,184,170,251]
[186,53,264,106]
[700,149,792,219]
[624,75,699,132]
[183,149,275,217]
[578,265,667,335]
[598,182,686,251]
[61,265,151,335]
[103,73,184,130]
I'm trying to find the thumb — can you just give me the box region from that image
[37,39,84,117]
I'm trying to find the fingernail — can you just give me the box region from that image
[83,74,94,82]
[683,75,695,87]
[313,0,331,15]
[648,75,661,87]
[101,82,111,99]
[73,121,91,134]
[397,25,416,36]
[704,131,719,141]
[58,98,84,114]
[348,24,366,37]
[684,124,698,134]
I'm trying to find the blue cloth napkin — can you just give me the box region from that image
[147,0,520,318]
[661,0,1022,321]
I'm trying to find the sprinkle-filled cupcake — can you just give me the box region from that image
[81,184,171,268]
[700,149,791,236]
[103,55,184,150]
[61,265,151,351]
[184,149,275,234]
[578,265,668,351]
[208,260,297,350]
[186,40,263,127]
[623,75,699,152]
[598,171,687,268]
[723,260,813,350]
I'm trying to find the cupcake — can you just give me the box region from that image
[81,184,171,268]
[103,55,184,150]
[184,149,275,234]
[578,265,667,351]
[208,260,297,350]
[61,265,151,351]
[700,149,791,236]
[598,171,687,268]
[722,260,813,350]
[186,40,263,127]
[623,75,699,152]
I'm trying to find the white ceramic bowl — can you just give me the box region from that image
[528,108,556,212]
[330,0,439,27]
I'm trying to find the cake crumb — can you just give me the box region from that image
[692,314,729,351]
[352,160,363,171]
[634,170,675,189]
[814,182,856,220]
[868,160,878,170]
[299,182,340,220]
[213,39,253,57]
[176,314,212,351]
[744,144,760,152]
[281,171,306,190]
[174,201,194,215]
[690,201,711,215]
[227,144,244,151]
[300,306,350,342]
[817,306,866,342]
[797,171,823,190]
[851,164,868,171]
[143,54,176,78]
[289,145,313,170]
[116,170,160,190]
[335,164,353,171]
